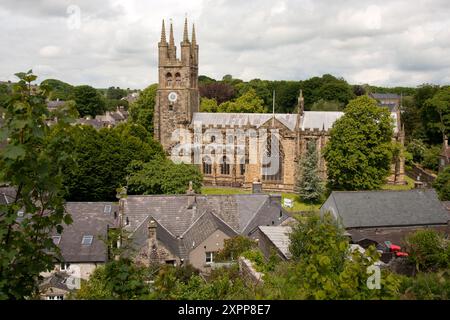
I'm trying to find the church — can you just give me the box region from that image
[153,18,405,192]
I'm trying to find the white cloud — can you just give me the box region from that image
[0,0,450,88]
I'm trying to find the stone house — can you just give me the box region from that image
[153,18,406,193]
[40,201,119,300]
[122,191,289,271]
[369,93,401,111]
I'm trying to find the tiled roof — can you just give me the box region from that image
[258,225,292,259]
[124,194,289,259]
[370,93,400,100]
[323,189,450,229]
[55,202,118,262]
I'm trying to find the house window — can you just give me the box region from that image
[103,205,111,214]
[81,235,93,245]
[52,236,61,245]
[203,156,212,175]
[220,156,230,175]
[60,263,70,271]
[17,209,24,217]
[205,251,215,264]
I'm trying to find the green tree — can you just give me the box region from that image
[59,125,163,201]
[41,79,74,101]
[423,86,450,143]
[434,167,450,200]
[404,229,450,272]
[215,236,257,262]
[200,97,218,112]
[262,213,401,299]
[217,89,266,113]
[422,145,441,171]
[127,158,202,195]
[323,96,394,190]
[129,84,157,133]
[73,85,106,117]
[76,258,152,299]
[106,86,126,100]
[296,141,324,203]
[0,71,73,299]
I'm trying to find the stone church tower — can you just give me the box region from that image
[154,18,199,152]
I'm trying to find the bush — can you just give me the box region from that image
[422,145,441,171]
[399,271,450,300]
[434,166,450,200]
[406,139,427,163]
[404,230,450,272]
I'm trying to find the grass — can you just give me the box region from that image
[381,176,415,191]
[200,186,321,212]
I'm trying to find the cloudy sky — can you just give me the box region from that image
[1,0,450,89]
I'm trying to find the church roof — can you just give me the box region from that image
[192,111,399,133]
[192,113,298,131]
[301,111,343,131]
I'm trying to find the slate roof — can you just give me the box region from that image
[54,202,118,263]
[192,111,398,133]
[192,113,299,131]
[258,225,292,259]
[124,194,289,260]
[370,93,400,100]
[322,189,450,229]
[0,186,16,205]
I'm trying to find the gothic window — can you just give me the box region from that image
[220,156,230,175]
[175,72,181,86]
[262,134,283,183]
[240,163,245,175]
[203,156,212,175]
[166,72,173,87]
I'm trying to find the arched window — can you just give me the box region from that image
[220,155,230,175]
[175,73,181,86]
[166,72,173,87]
[262,133,283,182]
[203,156,212,175]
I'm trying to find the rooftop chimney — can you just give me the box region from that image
[186,181,196,209]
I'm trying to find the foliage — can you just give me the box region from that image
[76,259,152,299]
[217,89,266,113]
[148,264,253,300]
[199,82,236,104]
[261,213,401,299]
[106,86,126,100]
[200,97,218,112]
[310,99,343,111]
[398,271,450,300]
[41,79,74,101]
[58,125,164,201]
[406,139,427,163]
[127,158,203,195]
[296,141,324,203]
[0,71,73,299]
[215,236,257,262]
[404,229,450,272]
[423,86,450,143]
[73,85,106,117]
[323,96,394,190]
[422,145,441,171]
[434,167,450,200]
[129,84,157,133]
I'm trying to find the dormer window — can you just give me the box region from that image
[81,235,93,245]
